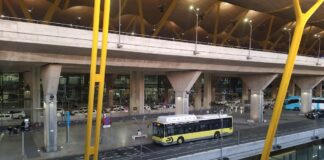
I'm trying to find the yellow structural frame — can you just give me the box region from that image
[261,0,324,159]
[84,0,111,160]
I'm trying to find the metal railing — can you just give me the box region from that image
[0,15,319,59]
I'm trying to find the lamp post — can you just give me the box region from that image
[283,27,292,52]
[190,5,200,55]
[314,34,321,65]
[117,0,123,48]
[244,18,253,59]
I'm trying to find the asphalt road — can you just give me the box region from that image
[56,118,324,160]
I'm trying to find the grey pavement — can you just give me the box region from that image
[0,110,315,160]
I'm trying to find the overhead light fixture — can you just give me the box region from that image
[244,18,252,23]
[131,32,135,35]
[77,16,82,20]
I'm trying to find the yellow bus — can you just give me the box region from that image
[152,114,233,145]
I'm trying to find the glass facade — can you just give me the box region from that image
[0,73,25,111]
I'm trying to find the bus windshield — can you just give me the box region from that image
[153,123,164,138]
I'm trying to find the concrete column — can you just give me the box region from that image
[211,87,216,102]
[203,73,212,109]
[167,71,201,114]
[130,71,144,115]
[314,82,322,97]
[23,72,32,117]
[242,81,249,104]
[26,67,41,123]
[193,77,202,110]
[294,76,324,113]
[41,64,62,152]
[271,79,279,99]
[242,74,278,123]
[288,81,296,96]
[107,75,116,108]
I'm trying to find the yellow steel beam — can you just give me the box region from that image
[0,0,3,15]
[84,0,111,160]
[212,1,221,44]
[266,4,294,14]
[261,0,324,159]
[169,22,181,39]
[18,0,32,19]
[43,0,61,22]
[125,16,136,32]
[63,0,70,10]
[263,16,275,49]
[152,0,178,37]
[4,0,17,17]
[305,40,318,55]
[301,26,313,54]
[221,10,248,45]
[136,0,145,36]
[121,0,128,14]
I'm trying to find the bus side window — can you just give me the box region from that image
[320,100,324,103]
[222,118,232,128]
[200,122,208,131]
[166,125,174,136]
[175,125,183,134]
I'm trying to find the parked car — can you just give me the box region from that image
[0,113,12,120]
[71,107,87,115]
[305,110,324,119]
[144,105,151,111]
[8,110,26,119]
[111,105,128,113]
[57,108,65,117]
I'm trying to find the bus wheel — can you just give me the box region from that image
[177,137,184,144]
[214,131,221,139]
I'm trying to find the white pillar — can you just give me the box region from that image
[167,71,201,114]
[242,74,278,123]
[194,77,202,110]
[242,82,249,105]
[288,82,296,96]
[27,67,41,123]
[250,90,264,122]
[41,64,62,152]
[314,82,322,97]
[203,73,212,109]
[294,76,324,113]
[130,71,144,115]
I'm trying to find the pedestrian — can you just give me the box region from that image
[7,126,12,135]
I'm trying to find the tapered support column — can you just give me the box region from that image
[194,77,202,110]
[167,71,201,114]
[250,90,264,122]
[203,73,212,109]
[242,82,249,105]
[294,76,324,113]
[242,74,278,123]
[130,71,144,115]
[314,82,322,97]
[41,64,62,152]
[288,82,296,96]
[32,67,41,123]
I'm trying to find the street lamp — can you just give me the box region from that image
[117,0,123,48]
[283,27,292,52]
[244,18,253,60]
[190,5,200,55]
[314,34,321,65]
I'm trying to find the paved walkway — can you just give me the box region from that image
[0,110,309,160]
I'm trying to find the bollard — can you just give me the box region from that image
[22,131,25,158]
[66,111,70,144]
